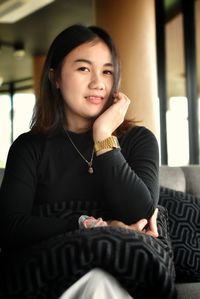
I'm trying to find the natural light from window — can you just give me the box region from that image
[0,92,35,168]
[13,93,35,140]
[166,96,189,166]
[0,94,11,168]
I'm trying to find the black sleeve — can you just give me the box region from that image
[0,133,78,248]
[93,126,159,224]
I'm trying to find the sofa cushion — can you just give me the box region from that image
[159,166,186,192]
[181,166,200,197]
[176,282,200,299]
[159,186,200,282]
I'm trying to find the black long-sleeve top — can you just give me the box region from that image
[0,126,159,248]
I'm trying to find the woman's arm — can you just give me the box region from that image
[0,133,78,248]
[93,92,159,224]
[93,126,159,224]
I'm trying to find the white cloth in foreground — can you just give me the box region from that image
[59,268,134,299]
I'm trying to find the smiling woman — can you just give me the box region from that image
[0,24,177,299]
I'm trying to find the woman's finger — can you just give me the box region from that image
[145,208,159,238]
[130,219,148,232]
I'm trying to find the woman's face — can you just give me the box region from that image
[56,40,114,132]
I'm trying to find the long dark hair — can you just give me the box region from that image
[31,24,134,134]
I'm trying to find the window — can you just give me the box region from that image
[0,90,35,167]
[195,0,200,162]
[156,0,199,165]
[13,92,35,140]
[166,96,189,166]
[165,13,189,166]
[0,94,11,167]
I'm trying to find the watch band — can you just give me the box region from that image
[94,136,120,153]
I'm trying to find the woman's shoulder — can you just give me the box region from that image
[10,127,65,155]
[11,130,45,148]
[120,125,158,144]
[8,131,48,160]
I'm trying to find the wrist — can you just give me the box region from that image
[93,131,112,143]
[94,135,120,154]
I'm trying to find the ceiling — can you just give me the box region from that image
[0,0,93,85]
[0,0,182,87]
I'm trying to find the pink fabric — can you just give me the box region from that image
[78,215,108,229]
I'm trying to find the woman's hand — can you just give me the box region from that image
[93,91,131,142]
[107,208,159,238]
[144,208,159,238]
[107,218,148,232]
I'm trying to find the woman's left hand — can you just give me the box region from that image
[143,208,159,238]
[107,208,159,238]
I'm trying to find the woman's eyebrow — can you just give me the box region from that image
[74,59,113,67]
[104,63,113,67]
[74,59,91,64]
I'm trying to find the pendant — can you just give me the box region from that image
[88,161,93,174]
[88,166,94,174]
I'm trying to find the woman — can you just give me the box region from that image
[0,24,176,298]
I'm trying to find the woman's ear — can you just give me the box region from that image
[48,68,59,89]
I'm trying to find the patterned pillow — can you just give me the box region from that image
[159,186,200,282]
[0,201,177,299]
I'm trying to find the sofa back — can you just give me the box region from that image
[159,165,200,197]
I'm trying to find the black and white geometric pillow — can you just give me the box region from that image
[159,186,200,282]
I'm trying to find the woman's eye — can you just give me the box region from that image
[78,67,89,72]
[103,70,113,75]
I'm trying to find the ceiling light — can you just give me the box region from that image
[14,42,25,58]
[0,0,55,23]
[0,76,3,86]
[0,40,26,58]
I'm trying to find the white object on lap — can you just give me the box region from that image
[59,268,134,299]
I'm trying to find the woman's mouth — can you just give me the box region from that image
[85,96,104,104]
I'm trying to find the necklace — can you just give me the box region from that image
[65,130,94,174]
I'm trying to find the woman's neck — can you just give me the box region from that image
[66,121,92,133]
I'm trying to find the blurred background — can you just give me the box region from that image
[0,0,199,167]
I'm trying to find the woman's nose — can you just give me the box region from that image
[88,73,105,90]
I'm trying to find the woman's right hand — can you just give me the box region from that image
[93,91,131,142]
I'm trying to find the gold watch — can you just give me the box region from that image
[94,136,120,153]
